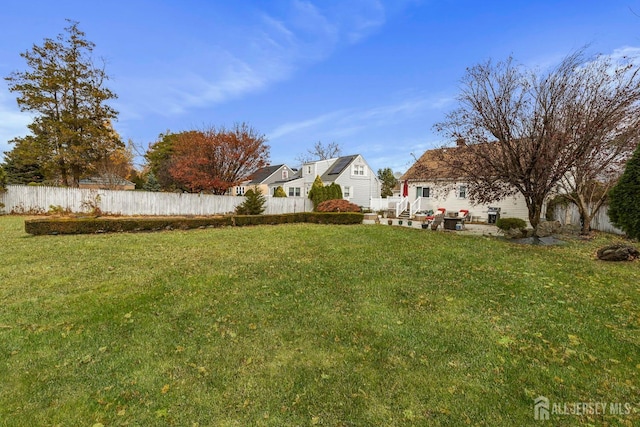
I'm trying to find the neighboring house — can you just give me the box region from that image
[229,164,296,196]
[401,144,531,223]
[268,154,381,208]
[78,175,135,191]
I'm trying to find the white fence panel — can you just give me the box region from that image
[263,196,312,214]
[0,185,313,216]
[369,197,402,212]
[552,203,623,235]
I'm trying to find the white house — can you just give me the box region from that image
[401,145,531,224]
[268,155,381,208]
[229,164,296,196]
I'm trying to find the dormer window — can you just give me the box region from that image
[282,169,288,179]
[352,164,365,176]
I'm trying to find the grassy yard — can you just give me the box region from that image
[0,215,638,426]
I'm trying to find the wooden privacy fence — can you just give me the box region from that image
[0,185,313,216]
[551,203,623,235]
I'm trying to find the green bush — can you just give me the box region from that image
[25,216,234,235]
[235,186,266,215]
[304,212,364,224]
[273,186,287,198]
[608,144,640,240]
[496,217,527,231]
[308,177,346,210]
[325,183,343,201]
[0,165,7,192]
[24,212,364,235]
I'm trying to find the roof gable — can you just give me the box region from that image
[401,146,469,181]
[248,164,288,184]
[320,155,358,181]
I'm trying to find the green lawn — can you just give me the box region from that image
[0,216,638,426]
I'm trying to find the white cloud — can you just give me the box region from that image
[339,0,386,44]
[269,95,452,141]
[601,46,640,72]
[118,1,393,120]
[269,110,347,139]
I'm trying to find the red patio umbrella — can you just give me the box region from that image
[402,180,409,197]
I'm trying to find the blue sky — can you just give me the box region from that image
[1,0,639,174]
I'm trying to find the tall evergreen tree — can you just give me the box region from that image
[0,165,7,192]
[377,167,398,198]
[142,172,161,192]
[326,183,343,201]
[235,186,266,215]
[5,20,121,186]
[2,143,46,184]
[308,175,326,210]
[608,144,640,239]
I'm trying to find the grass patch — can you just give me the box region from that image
[0,216,638,425]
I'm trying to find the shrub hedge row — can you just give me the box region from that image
[496,217,527,231]
[24,212,365,235]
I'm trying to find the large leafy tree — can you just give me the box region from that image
[145,132,183,191]
[377,167,398,198]
[608,144,640,239]
[169,123,269,194]
[435,50,640,231]
[93,139,137,189]
[5,20,121,186]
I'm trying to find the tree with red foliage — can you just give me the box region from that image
[169,123,269,194]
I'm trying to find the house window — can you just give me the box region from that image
[236,186,245,196]
[416,187,430,198]
[352,164,365,176]
[457,185,467,199]
[288,187,301,197]
[343,186,351,197]
[282,169,288,180]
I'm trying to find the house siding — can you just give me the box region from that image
[335,173,377,208]
[408,181,531,224]
[333,155,380,208]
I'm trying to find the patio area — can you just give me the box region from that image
[363,215,499,236]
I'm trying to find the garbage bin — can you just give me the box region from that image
[487,207,501,224]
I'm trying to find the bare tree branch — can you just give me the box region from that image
[434,48,640,232]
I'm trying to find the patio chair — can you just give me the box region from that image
[430,214,444,230]
[425,207,446,222]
